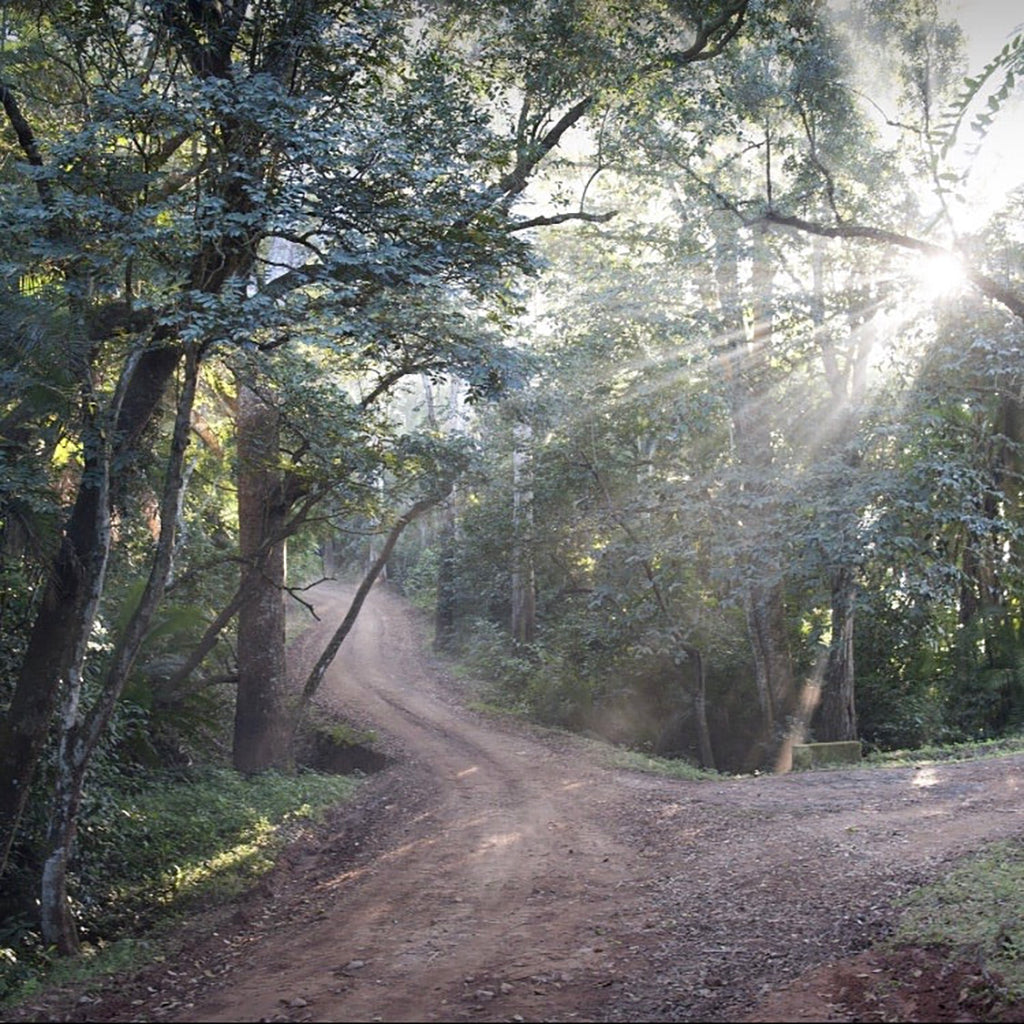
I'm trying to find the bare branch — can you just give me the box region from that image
[580,108,611,211]
[261,231,329,261]
[360,360,446,408]
[796,104,840,221]
[283,584,320,621]
[663,1,749,67]
[496,95,594,199]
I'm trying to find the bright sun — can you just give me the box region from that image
[911,250,970,303]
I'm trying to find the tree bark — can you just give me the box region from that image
[233,382,291,774]
[0,344,182,877]
[810,240,872,744]
[0,93,258,866]
[39,347,199,953]
[679,641,716,771]
[743,585,794,733]
[815,566,858,741]
[713,219,793,752]
[434,507,459,651]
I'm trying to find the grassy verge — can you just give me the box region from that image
[0,767,360,1006]
[864,733,1024,767]
[888,837,1024,1004]
[597,745,718,780]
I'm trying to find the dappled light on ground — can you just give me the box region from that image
[474,832,522,855]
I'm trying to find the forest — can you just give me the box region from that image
[1,0,1023,989]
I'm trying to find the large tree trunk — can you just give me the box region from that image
[678,641,716,771]
[713,219,793,755]
[810,241,873,745]
[34,454,112,955]
[815,566,858,741]
[38,346,200,953]
[744,583,794,735]
[0,121,260,870]
[434,506,459,651]
[233,382,291,774]
[423,378,462,652]
[0,346,181,878]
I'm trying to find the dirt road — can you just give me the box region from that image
[38,582,1024,1022]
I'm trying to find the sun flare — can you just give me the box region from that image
[911,250,970,302]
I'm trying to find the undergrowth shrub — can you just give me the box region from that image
[398,545,441,612]
[0,767,359,1003]
[857,671,945,750]
[462,618,540,710]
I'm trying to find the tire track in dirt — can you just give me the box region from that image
[182,583,653,1023]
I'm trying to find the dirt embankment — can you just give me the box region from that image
[18,582,1024,1023]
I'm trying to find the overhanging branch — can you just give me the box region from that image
[507,209,616,232]
[497,96,594,200]
[296,489,450,713]
[656,0,749,70]
[762,211,1024,323]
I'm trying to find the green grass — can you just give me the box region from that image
[1,766,361,1006]
[77,767,360,925]
[0,934,163,1009]
[597,745,718,780]
[889,837,1024,1002]
[864,732,1024,767]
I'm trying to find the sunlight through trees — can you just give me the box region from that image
[1,0,1023,964]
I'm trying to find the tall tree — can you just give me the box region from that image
[233,378,290,773]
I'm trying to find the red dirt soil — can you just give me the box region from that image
[12,582,1024,1022]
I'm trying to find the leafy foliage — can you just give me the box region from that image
[0,766,358,1001]
[933,31,1024,161]
[431,0,1024,771]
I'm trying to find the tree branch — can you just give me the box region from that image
[663,1,749,67]
[761,211,1024,323]
[496,96,594,200]
[1,80,53,205]
[507,209,616,232]
[257,5,748,309]
[361,360,446,408]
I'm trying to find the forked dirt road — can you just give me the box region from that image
[27,582,1024,1022]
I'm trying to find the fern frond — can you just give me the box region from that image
[932,32,1024,161]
